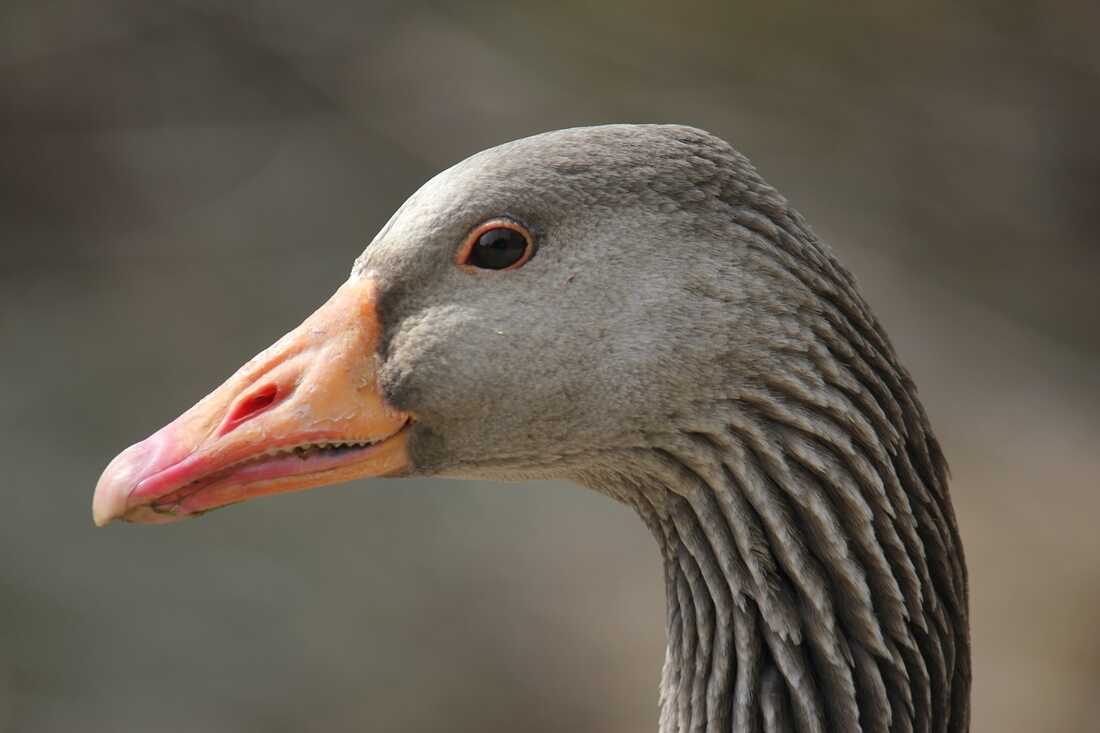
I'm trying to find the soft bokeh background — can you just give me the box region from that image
[2,2,1098,731]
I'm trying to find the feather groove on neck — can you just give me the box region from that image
[598,354,968,732]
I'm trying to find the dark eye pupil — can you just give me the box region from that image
[469,228,528,269]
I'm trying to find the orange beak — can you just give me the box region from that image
[92,276,410,526]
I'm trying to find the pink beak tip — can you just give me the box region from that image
[92,446,139,526]
[92,427,183,527]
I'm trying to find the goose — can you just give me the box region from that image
[92,124,970,733]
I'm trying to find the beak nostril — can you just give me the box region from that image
[227,384,279,426]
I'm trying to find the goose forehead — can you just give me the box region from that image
[405,124,735,217]
[352,124,741,276]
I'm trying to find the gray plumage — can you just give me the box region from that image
[353,124,969,732]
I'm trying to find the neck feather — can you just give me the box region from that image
[582,217,970,732]
[610,388,969,732]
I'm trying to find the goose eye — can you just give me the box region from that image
[457,220,535,271]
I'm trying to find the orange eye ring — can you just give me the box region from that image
[455,218,536,271]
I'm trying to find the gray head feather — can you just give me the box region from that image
[358,124,969,733]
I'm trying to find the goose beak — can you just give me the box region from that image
[92,275,410,526]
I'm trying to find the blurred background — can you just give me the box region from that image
[2,1,1098,731]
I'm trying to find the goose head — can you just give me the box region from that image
[92,124,775,516]
[93,124,970,733]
